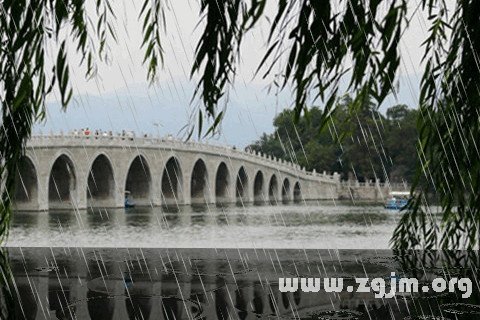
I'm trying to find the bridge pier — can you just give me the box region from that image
[226,172,237,204]
[183,171,191,206]
[37,164,49,211]
[75,171,88,210]
[261,173,270,204]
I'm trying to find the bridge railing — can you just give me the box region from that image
[28,133,340,184]
[340,180,410,190]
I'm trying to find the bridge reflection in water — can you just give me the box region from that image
[3,248,479,319]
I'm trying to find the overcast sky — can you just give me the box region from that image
[37,0,431,147]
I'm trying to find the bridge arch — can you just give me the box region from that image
[48,154,76,208]
[190,158,209,204]
[14,156,38,209]
[161,156,183,206]
[235,166,248,203]
[293,181,302,203]
[282,178,291,203]
[268,174,279,204]
[253,171,265,204]
[87,153,116,207]
[125,155,152,206]
[215,162,230,203]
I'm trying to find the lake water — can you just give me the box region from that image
[2,247,479,319]
[4,203,480,319]
[7,201,400,248]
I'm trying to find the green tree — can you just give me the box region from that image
[384,106,419,183]
[386,104,409,121]
[1,0,479,250]
[249,97,419,184]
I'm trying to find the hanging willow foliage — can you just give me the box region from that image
[0,0,116,242]
[190,0,480,249]
[391,0,480,249]
[1,0,479,249]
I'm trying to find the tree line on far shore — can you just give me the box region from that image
[248,95,418,183]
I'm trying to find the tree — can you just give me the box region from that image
[386,104,409,121]
[192,0,480,249]
[249,98,419,184]
[249,106,342,174]
[1,0,479,249]
[384,106,419,183]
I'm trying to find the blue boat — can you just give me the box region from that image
[385,191,410,210]
[124,191,136,208]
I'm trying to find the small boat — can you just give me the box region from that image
[124,191,136,208]
[385,191,410,210]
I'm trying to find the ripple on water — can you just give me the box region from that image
[9,202,404,248]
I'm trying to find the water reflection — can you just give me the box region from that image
[49,210,76,228]
[9,202,428,248]
[87,208,114,229]
[16,283,37,320]
[190,213,206,225]
[252,282,264,315]
[124,208,152,227]
[48,257,75,318]
[163,212,179,228]
[0,248,479,319]
[10,212,39,230]
[215,213,228,226]
[125,290,152,320]
[161,205,180,214]
[87,290,114,320]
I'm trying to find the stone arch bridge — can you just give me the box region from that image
[13,135,340,211]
